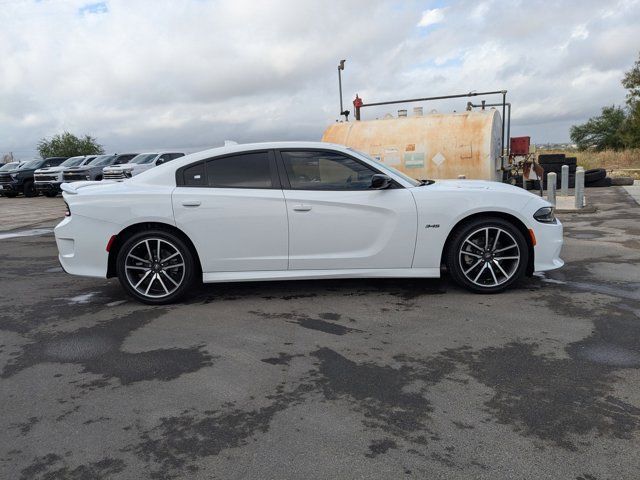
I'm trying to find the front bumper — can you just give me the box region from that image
[0,181,19,193]
[55,215,121,278]
[532,219,564,272]
[35,182,62,192]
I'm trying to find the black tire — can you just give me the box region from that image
[538,154,566,163]
[584,168,606,184]
[23,180,38,197]
[446,217,529,294]
[586,177,612,188]
[44,191,58,198]
[116,229,196,304]
[542,164,577,174]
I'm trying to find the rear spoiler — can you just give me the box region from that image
[60,181,104,195]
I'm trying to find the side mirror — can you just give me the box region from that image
[156,159,165,165]
[370,174,392,190]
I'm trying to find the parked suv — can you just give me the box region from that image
[0,157,67,197]
[34,155,96,197]
[62,153,138,183]
[102,152,185,180]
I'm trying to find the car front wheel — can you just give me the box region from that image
[446,217,528,293]
[116,230,196,304]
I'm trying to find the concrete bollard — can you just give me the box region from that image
[547,172,556,206]
[561,165,569,196]
[575,169,585,209]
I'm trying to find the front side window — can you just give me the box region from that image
[206,152,272,188]
[281,150,377,190]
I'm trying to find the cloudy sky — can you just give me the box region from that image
[1,0,639,159]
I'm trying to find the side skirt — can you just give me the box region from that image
[202,268,441,283]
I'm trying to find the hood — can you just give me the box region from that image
[35,166,66,174]
[64,166,91,172]
[427,179,552,209]
[432,179,521,191]
[104,164,134,171]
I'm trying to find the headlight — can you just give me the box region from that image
[10,174,18,180]
[533,206,556,224]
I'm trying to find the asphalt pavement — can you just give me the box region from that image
[0,187,639,479]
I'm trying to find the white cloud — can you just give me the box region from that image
[0,0,639,158]
[417,7,446,27]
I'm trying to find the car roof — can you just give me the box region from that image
[131,141,361,186]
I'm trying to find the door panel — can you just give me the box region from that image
[172,187,288,272]
[284,189,417,269]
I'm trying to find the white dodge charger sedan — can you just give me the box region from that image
[55,142,563,304]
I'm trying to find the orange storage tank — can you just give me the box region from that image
[321,109,503,181]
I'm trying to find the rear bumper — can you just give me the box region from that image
[532,219,564,272]
[55,215,121,278]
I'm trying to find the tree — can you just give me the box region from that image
[622,52,640,106]
[570,106,628,150]
[570,51,640,149]
[37,132,104,158]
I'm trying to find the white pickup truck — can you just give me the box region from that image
[102,152,185,180]
[34,155,96,196]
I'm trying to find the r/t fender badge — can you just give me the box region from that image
[425,224,440,229]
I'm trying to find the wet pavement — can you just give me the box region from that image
[0,187,639,479]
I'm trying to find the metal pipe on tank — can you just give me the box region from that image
[470,102,511,157]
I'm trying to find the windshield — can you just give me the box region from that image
[348,148,421,187]
[129,153,158,164]
[19,160,43,170]
[0,162,19,171]
[88,155,117,167]
[60,156,86,167]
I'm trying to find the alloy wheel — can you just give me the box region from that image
[124,238,186,299]
[458,226,521,288]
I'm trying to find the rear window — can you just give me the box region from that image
[206,152,272,188]
[183,162,206,186]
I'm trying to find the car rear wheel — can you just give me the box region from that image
[446,217,529,293]
[116,230,195,304]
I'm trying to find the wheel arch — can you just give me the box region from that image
[440,211,535,276]
[107,222,202,278]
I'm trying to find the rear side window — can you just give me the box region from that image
[206,152,272,188]
[183,162,205,186]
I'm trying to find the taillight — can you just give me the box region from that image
[64,202,71,217]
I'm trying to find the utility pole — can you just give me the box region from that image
[338,59,349,121]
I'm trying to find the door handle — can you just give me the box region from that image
[293,205,312,212]
[181,200,201,207]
